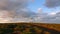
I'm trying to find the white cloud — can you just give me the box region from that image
[48,12,56,16]
[37,8,42,12]
[33,10,60,23]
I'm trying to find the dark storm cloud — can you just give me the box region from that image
[45,0,60,8]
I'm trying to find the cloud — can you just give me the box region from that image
[0,0,28,10]
[0,0,60,23]
[45,0,60,8]
[0,0,30,18]
[0,0,36,22]
[32,11,60,23]
[37,8,43,13]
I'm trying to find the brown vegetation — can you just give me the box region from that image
[0,22,60,34]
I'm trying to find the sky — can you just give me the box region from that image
[28,0,46,12]
[0,0,60,23]
[28,0,60,13]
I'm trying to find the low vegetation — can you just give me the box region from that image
[0,23,60,34]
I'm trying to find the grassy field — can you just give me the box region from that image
[0,22,60,34]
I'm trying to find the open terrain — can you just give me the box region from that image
[0,22,60,34]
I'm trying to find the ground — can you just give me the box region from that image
[0,22,60,34]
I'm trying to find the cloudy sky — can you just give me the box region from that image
[0,0,60,23]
